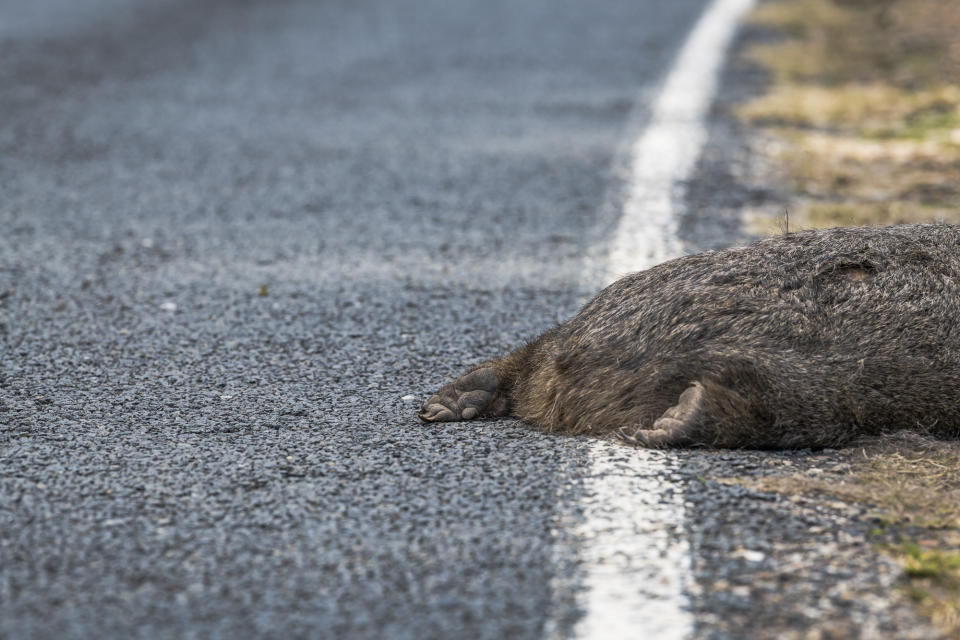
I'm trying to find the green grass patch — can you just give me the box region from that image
[890,541,960,634]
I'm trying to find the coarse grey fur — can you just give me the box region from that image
[420,224,960,448]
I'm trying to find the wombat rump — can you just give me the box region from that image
[420,224,960,448]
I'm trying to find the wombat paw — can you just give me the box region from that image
[617,383,705,448]
[419,367,498,422]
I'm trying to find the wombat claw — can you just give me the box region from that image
[616,426,650,447]
[419,367,498,422]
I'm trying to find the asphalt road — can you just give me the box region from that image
[0,1,936,639]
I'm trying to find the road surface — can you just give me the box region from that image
[0,1,936,638]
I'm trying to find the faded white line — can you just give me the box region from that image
[607,0,757,281]
[571,0,756,638]
[571,443,694,639]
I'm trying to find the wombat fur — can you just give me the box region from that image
[420,224,960,448]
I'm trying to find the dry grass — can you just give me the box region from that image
[746,0,960,87]
[740,85,960,136]
[740,0,960,234]
[728,437,960,636]
[744,439,960,528]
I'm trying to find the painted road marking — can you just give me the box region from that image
[571,0,757,638]
[606,0,757,281]
[571,444,694,639]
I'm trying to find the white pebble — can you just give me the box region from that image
[741,550,766,563]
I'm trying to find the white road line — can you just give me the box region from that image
[606,0,757,282]
[571,444,694,639]
[571,0,756,638]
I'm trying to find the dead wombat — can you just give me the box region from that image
[420,224,960,448]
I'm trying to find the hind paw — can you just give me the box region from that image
[617,383,705,448]
[419,367,499,422]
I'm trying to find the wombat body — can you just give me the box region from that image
[420,224,960,448]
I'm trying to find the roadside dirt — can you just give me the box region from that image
[683,0,960,638]
[679,1,960,636]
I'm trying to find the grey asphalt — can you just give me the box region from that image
[0,1,934,639]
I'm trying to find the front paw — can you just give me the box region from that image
[419,367,498,422]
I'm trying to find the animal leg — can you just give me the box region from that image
[617,383,705,448]
[419,367,502,422]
